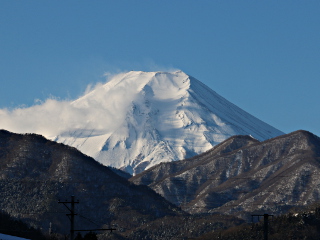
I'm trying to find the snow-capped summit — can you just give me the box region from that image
[53,70,283,174]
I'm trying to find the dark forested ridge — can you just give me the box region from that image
[1,129,320,239]
[131,130,320,219]
[0,130,243,239]
[0,210,44,239]
[196,204,320,240]
[0,130,181,237]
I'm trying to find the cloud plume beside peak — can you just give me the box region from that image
[0,73,132,138]
[0,69,182,140]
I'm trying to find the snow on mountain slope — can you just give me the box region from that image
[52,70,283,174]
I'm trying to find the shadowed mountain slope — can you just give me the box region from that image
[0,130,249,240]
[130,130,320,219]
[0,130,181,235]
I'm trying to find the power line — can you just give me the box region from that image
[78,214,100,227]
[58,195,79,240]
[58,195,116,240]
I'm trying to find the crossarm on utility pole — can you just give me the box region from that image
[58,196,79,240]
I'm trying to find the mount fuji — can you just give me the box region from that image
[49,70,283,174]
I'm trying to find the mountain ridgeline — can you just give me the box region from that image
[130,130,320,219]
[50,71,283,174]
[0,130,182,236]
[0,130,249,239]
[0,71,318,239]
[0,130,320,239]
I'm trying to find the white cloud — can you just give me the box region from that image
[3,99,103,136]
[0,67,180,139]
[0,71,137,139]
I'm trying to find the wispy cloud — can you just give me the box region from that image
[100,59,179,75]
[0,99,75,137]
[0,71,136,138]
[0,64,180,139]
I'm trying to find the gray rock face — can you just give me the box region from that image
[130,130,320,219]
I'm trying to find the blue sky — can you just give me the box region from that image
[0,1,319,136]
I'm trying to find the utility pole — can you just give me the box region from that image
[252,213,273,240]
[58,196,116,240]
[263,214,269,240]
[59,196,79,240]
[49,222,52,235]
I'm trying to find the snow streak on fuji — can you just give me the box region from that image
[0,71,284,174]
